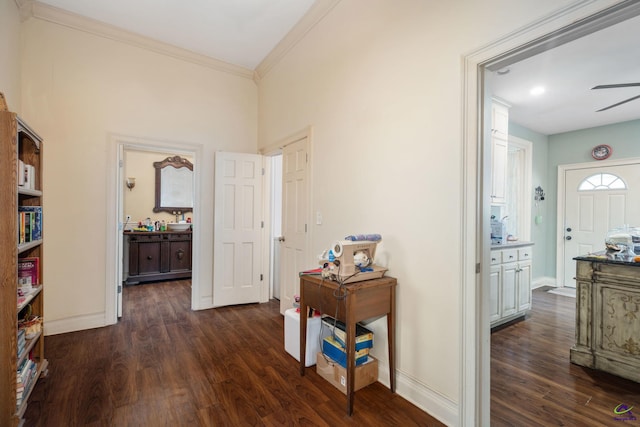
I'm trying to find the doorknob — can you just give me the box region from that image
[566,227,572,232]
[278,236,285,242]
[566,236,572,240]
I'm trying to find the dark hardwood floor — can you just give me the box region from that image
[24,280,443,426]
[491,287,640,426]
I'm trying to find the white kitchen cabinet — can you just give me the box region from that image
[490,243,533,328]
[490,100,509,205]
[489,264,501,323]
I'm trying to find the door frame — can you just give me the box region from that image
[555,156,640,288]
[260,126,313,307]
[463,1,640,425]
[105,134,203,324]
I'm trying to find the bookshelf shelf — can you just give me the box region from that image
[17,240,43,255]
[1,105,47,426]
[17,285,43,313]
[17,188,42,198]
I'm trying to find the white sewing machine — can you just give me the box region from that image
[327,239,387,283]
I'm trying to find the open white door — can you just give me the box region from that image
[213,152,264,307]
[279,137,310,314]
[561,162,640,287]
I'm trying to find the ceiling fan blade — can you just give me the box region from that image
[596,94,640,112]
[592,83,640,90]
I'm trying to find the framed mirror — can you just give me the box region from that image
[153,155,193,213]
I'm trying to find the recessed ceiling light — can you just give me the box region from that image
[530,86,545,96]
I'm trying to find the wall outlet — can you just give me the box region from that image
[340,376,346,386]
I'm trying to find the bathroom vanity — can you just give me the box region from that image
[571,252,640,382]
[123,230,192,285]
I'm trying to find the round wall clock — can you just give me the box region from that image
[591,144,612,160]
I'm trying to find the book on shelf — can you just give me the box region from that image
[18,257,40,291]
[17,206,42,243]
[21,163,36,190]
[17,159,25,186]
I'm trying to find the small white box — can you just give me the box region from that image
[284,308,322,367]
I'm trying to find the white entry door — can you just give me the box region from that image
[279,138,310,314]
[561,162,640,288]
[213,152,263,306]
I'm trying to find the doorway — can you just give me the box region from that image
[106,135,202,324]
[462,1,640,425]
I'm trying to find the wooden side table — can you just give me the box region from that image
[299,274,397,415]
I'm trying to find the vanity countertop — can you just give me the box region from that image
[490,241,534,250]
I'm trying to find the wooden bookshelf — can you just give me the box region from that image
[0,107,47,426]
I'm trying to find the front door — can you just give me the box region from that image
[562,162,640,287]
[279,137,310,314]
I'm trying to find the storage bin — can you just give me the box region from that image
[284,308,323,367]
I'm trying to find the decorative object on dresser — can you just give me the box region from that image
[153,155,193,213]
[123,231,192,285]
[0,94,48,426]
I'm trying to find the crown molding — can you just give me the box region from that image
[254,0,341,82]
[23,1,255,80]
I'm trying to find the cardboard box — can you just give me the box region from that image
[316,352,378,394]
[322,336,369,368]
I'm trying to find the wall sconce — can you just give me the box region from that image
[534,186,545,225]
[126,177,136,191]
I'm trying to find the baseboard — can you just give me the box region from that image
[532,276,556,290]
[44,312,107,336]
[377,363,458,426]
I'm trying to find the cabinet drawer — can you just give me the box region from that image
[518,247,532,261]
[490,252,501,265]
[501,249,518,263]
[129,233,162,242]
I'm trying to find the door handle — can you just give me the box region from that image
[566,236,572,241]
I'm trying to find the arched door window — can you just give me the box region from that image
[578,173,627,191]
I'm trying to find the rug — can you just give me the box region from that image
[547,287,576,298]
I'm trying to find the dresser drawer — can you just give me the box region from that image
[490,252,501,265]
[518,247,532,261]
[501,249,518,263]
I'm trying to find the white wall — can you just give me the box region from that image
[257,0,583,421]
[0,0,21,112]
[19,17,257,330]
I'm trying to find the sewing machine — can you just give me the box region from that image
[327,239,388,283]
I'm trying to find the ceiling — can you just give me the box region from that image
[36,0,316,70]
[487,13,640,135]
[31,1,640,136]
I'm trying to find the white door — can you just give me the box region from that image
[213,152,263,306]
[279,138,310,314]
[562,163,640,287]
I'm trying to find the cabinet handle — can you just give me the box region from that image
[147,256,153,260]
[176,248,185,260]
[491,258,497,262]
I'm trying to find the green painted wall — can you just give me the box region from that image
[510,119,640,283]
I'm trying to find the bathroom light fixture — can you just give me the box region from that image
[126,177,136,191]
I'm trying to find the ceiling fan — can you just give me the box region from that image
[591,83,640,112]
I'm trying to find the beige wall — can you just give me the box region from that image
[123,150,194,225]
[19,17,257,328]
[0,0,21,112]
[257,0,581,416]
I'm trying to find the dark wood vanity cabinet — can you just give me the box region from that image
[124,231,192,284]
